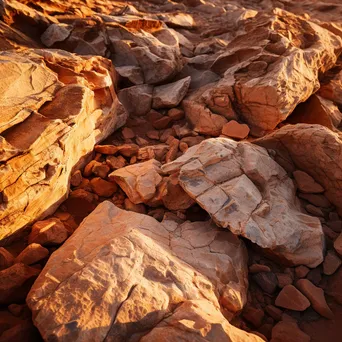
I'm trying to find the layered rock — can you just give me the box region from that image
[255,124,342,216]
[162,137,324,267]
[27,201,250,341]
[0,48,126,242]
[183,8,342,136]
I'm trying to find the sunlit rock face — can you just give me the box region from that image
[0,49,126,242]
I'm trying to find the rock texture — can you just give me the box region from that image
[0,48,126,242]
[27,201,251,341]
[163,137,324,267]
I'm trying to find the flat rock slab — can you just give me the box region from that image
[27,201,249,341]
[162,137,324,267]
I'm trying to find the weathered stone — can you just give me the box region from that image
[28,218,69,246]
[92,163,110,179]
[163,138,324,267]
[298,193,331,208]
[0,248,14,271]
[106,155,127,170]
[271,321,310,342]
[168,108,184,121]
[70,170,83,187]
[41,23,72,47]
[275,285,310,311]
[276,273,293,288]
[115,66,144,85]
[293,170,324,194]
[121,127,135,139]
[295,265,310,279]
[90,178,117,198]
[243,306,264,328]
[109,159,162,204]
[326,267,342,305]
[152,76,191,109]
[222,120,250,140]
[27,202,250,340]
[296,279,334,319]
[253,272,278,294]
[15,243,49,265]
[124,198,146,214]
[323,250,341,275]
[265,305,282,321]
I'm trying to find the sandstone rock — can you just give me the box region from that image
[298,193,331,208]
[121,127,135,139]
[265,305,283,321]
[140,300,263,342]
[165,138,180,163]
[115,66,144,85]
[0,320,40,342]
[323,250,341,275]
[28,218,69,246]
[293,170,324,194]
[152,116,172,130]
[109,159,163,204]
[255,124,342,216]
[152,76,191,109]
[117,144,139,157]
[0,263,40,304]
[14,243,49,265]
[162,138,324,267]
[90,178,117,198]
[295,265,310,279]
[123,198,146,214]
[222,120,250,140]
[94,145,118,155]
[41,23,72,47]
[275,285,310,311]
[0,248,14,271]
[276,273,293,288]
[271,321,310,342]
[92,163,110,179]
[0,48,126,242]
[27,201,249,340]
[106,155,127,170]
[296,279,334,319]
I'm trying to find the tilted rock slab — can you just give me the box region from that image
[255,124,342,216]
[162,138,324,267]
[27,201,249,341]
[0,49,126,242]
[184,8,342,136]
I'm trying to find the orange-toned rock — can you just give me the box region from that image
[293,170,324,194]
[271,321,310,342]
[275,285,310,311]
[222,120,250,140]
[0,247,14,271]
[15,243,49,266]
[90,178,117,198]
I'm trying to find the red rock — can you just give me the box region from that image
[323,250,341,275]
[146,130,160,140]
[0,248,14,271]
[179,141,188,152]
[253,272,278,294]
[117,144,139,157]
[165,138,179,163]
[276,273,293,288]
[15,243,49,265]
[168,108,185,121]
[152,116,173,130]
[90,178,118,197]
[249,264,271,274]
[222,120,250,140]
[94,145,119,155]
[298,193,331,208]
[271,321,310,342]
[334,232,342,255]
[305,204,324,217]
[265,305,282,321]
[243,306,265,328]
[83,160,98,177]
[121,127,135,139]
[70,170,83,187]
[124,199,146,214]
[160,128,175,142]
[293,170,324,194]
[92,162,110,179]
[106,155,127,170]
[275,285,310,311]
[295,265,310,279]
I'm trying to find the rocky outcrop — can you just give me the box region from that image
[0,49,126,243]
[162,137,324,267]
[255,124,342,216]
[183,8,342,136]
[27,201,251,341]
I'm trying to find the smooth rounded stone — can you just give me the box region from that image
[94,145,119,155]
[117,144,139,157]
[70,170,83,187]
[168,108,185,121]
[323,250,341,275]
[221,120,250,140]
[121,127,135,139]
[328,220,342,233]
[295,265,310,279]
[146,130,160,140]
[253,272,278,294]
[270,321,310,342]
[306,204,324,217]
[296,279,333,319]
[0,263,40,304]
[298,193,331,208]
[152,76,191,109]
[106,155,127,170]
[334,232,342,255]
[276,273,293,288]
[124,198,146,214]
[275,285,310,311]
[28,218,69,246]
[306,267,322,286]
[293,170,324,194]
[249,264,271,274]
[14,243,49,265]
[265,305,283,321]
[90,178,118,198]
[0,248,14,271]
[242,306,265,328]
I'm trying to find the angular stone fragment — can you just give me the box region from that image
[90,178,117,197]
[334,232,342,256]
[15,243,49,265]
[152,76,191,109]
[271,321,310,342]
[109,159,163,204]
[0,48,126,242]
[163,138,324,267]
[293,170,324,194]
[275,285,310,311]
[27,202,249,341]
[0,247,14,271]
[41,23,72,47]
[323,250,341,275]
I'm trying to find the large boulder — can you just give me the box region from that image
[27,201,249,341]
[162,137,324,267]
[255,124,342,216]
[0,49,126,243]
[183,9,342,136]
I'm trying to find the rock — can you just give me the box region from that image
[109,159,163,204]
[118,84,153,116]
[121,127,135,139]
[152,76,191,109]
[0,248,14,271]
[326,267,342,305]
[323,250,341,275]
[162,138,324,267]
[334,232,342,256]
[0,263,40,304]
[117,144,139,157]
[94,145,118,155]
[70,170,83,187]
[298,193,331,208]
[165,138,180,163]
[293,170,324,194]
[276,273,293,288]
[271,321,310,342]
[27,202,250,340]
[28,218,69,246]
[306,268,322,286]
[253,272,278,294]
[92,163,110,179]
[14,243,49,265]
[243,306,265,328]
[255,124,342,216]
[152,116,172,130]
[295,266,310,279]
[0,49,126,242]
[249,264,271,274]
[275,285,310,311]
[106,155,127,170]
[222,120,250,140]
[168,108,184,121]
[0,320,40,342]
[41,23,72,47]
[90,178,117,198]
[115,66,144,85]
[296,279,334,319]
[265,305,283,321]
[124,198,146,214]
[140,300,263,342]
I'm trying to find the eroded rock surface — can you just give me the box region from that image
[163,137,324,267]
